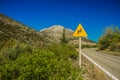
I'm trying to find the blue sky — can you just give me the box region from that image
[0,0,120,42]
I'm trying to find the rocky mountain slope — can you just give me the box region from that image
[40,25,73,43]
[0,14,46,47]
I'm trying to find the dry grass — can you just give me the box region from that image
[102,50,120,56]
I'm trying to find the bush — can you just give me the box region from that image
[98,37,110,50]
[44,44,78,60]
[0,39,33,68]
[108,43,120,52]
[0,50,82,80]
[98,27,120,51]
[0,43,83,80]
[81,44,97,49]
[0,39,33,61]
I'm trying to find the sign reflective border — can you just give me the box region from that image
[73,24,88,37]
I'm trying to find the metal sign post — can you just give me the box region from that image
[73,24,88,68]
[79,37,82,68]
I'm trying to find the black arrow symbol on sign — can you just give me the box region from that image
[77,28,82,34]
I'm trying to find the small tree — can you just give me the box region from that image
[61,28,68,44]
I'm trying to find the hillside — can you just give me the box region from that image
[0,14,46,47]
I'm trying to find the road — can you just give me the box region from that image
[82,48,120,80]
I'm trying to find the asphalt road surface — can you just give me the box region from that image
[82,48,120,80]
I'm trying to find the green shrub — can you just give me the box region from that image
[98,27,120,50]
[108,43,120,52]
[0,49,82,80]
[82,44,97,49]
[45,44,78,60]
[0,39,33,61]
[98,37,110,50]
[0,43,83,80]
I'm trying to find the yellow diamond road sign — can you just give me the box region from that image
[73,24,88,37]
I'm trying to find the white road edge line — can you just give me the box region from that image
[81,52,119,80]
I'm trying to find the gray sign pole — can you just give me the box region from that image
[79,37,82,68]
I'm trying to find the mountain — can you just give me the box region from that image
[40,25,96,45]
[40,25,73,43]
